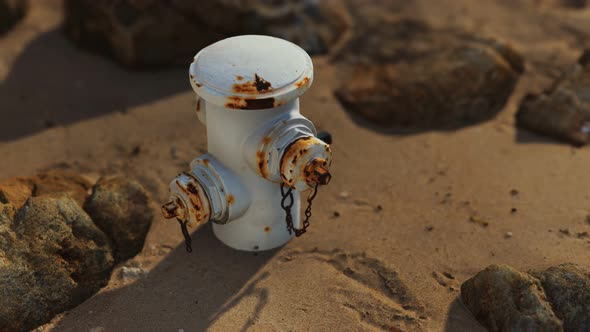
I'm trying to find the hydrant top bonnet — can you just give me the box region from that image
[189,35,313,110]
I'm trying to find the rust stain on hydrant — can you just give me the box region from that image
[256,150,269,178]
[225,96,276,110]
[232,73,273,94]
[304,158,331,185]
[295,77,310,88]
[227,194,235,206]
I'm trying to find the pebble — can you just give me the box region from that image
[119,266,148,280]
[505,232,513,239]
[338,191,350,199]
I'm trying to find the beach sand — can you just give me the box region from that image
[1,1,589,331]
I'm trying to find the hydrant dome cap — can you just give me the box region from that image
[189,35,313,110]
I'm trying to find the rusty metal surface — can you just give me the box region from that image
[280,135,333,190]
[231,73,273,94]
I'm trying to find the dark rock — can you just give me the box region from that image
[0,196,114,332]
[461,264,563,332]
[516,52,590,145]
[63,0,348,68]
[84,177,153,261]
[534,264,590,332]
[559,0,587,8]
[0,0,27,35]
[334,19,523,128]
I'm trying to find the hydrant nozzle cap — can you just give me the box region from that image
[189,35,313,110]
[280,136,333,191]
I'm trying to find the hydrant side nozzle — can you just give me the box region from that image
[304,158,331,186]
[165,173,212,227]
[162,200,181,219]
[279,136,333,191]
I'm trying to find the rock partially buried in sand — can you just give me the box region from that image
[516,51,590,145]
[334,19,524,128]
[534,264,590,331]
[0,196,114,332]
[63,0,348,68]
[461,264,563,332]
[0,170,92,208]
[0,0,27,35]
[0,171,153,331]
[84,177,153,261]
[462,263,590,332]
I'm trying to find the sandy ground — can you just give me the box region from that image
[1,1,590,331]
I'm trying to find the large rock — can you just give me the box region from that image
[334,19,524,128]
[0,171,154,331]
[0,170,92,208]
[63,0,348,68]
[0,197,114,332]
[84,177,153,261]
[534,264,590,331]
[335,20,523,128]
[462,263,590,332]
[461,264,563,332]
[516,51,590,145]
[0,0,27,35]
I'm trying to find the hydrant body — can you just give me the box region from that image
[163,35,332,252]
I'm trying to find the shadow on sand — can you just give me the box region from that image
[51,223,277,331]
[0,28,190,142]
[443,298,486,332]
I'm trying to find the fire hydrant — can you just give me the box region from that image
[162,35,333,252]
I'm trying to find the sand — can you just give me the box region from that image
[1,1,589,331]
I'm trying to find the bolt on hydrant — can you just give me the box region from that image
[162,35,333,252]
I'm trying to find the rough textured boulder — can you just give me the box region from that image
[0,197,114,332]
[0,0,27,35]
[517,51,590,145]
[461,264,563,332]
[63,0,348,68]
[0,172,153,331]
[334,19,524,128]
[0,170,92,208]
[462,263,590,332]
[534,264,590,332]
[84,177,153,261]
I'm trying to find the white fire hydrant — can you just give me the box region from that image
[162,35,333,252]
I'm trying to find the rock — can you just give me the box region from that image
[516,51,590,145]
[119,266,148,280]
[461,264,563,332]
[334,19,524,128]
[63,0,348,68]
[0,177,34,209]
[559,0,587,8]
[84,177,153,261]
[0,196,114,332]
[32,170,93,206]
[534,264,590,331]
[0,170,92,209]
[0,0,27,35]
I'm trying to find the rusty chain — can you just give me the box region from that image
[280,182,319,237]
[176,217,193,253]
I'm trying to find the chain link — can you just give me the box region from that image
[280,182,319,237]
[177,217,193,253]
